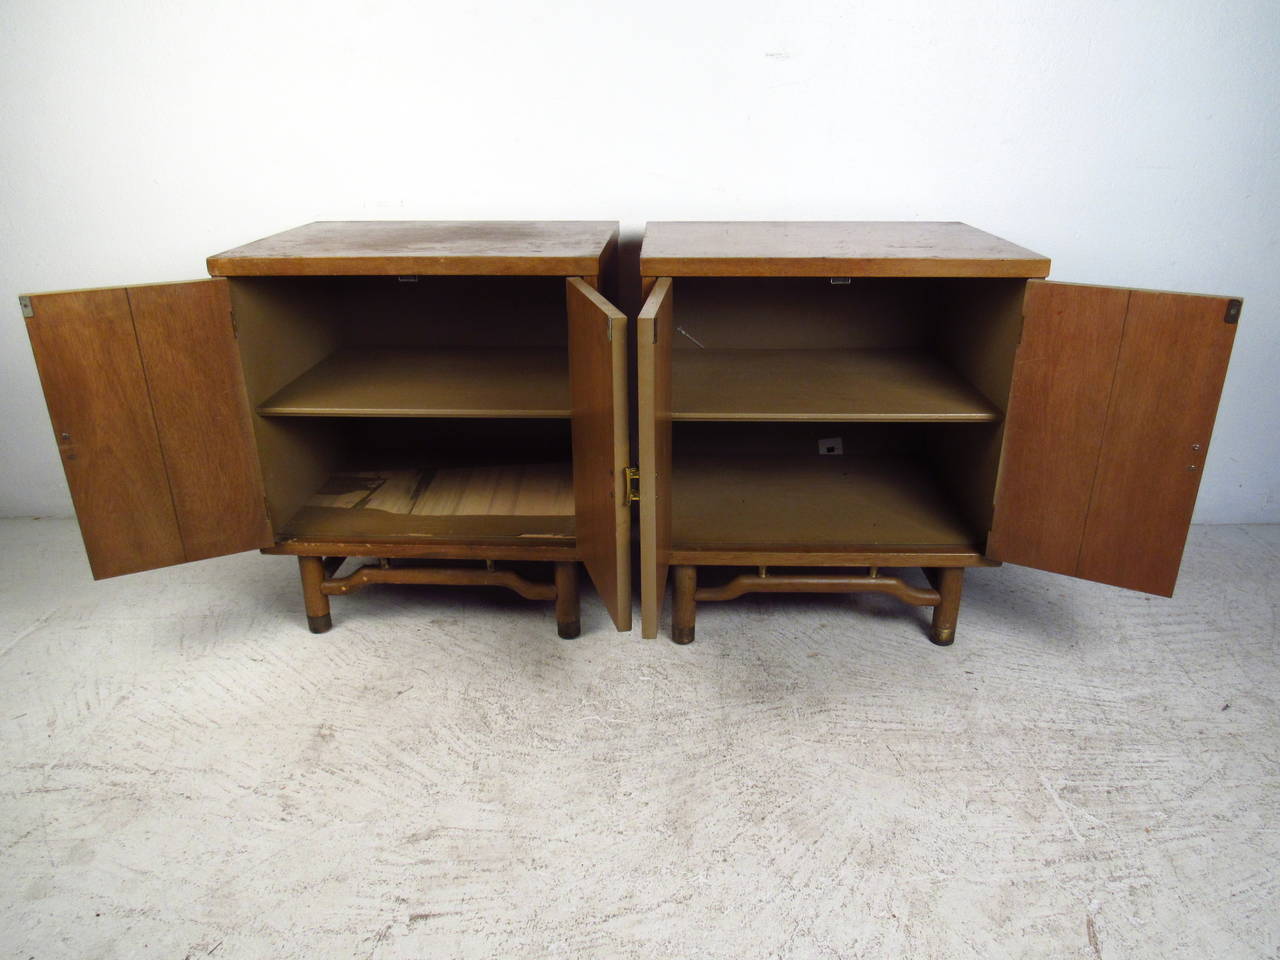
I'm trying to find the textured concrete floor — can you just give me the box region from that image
[0,518,1277,959]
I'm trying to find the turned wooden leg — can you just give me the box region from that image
[298,556,332,633]
[554,562,580,639]
[927,567,964,646]
[672,565,697,645]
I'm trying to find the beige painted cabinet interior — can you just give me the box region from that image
[636,222,1239,644]
[23,222,631,636]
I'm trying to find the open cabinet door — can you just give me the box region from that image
[637,278,673,639]
[24,280,272,579]
[988,280,1238,596]
[566,278,631,630]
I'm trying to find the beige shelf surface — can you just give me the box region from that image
[672,451,976,550]
[281,462,575,543]
[672,349,1000,422]
[259,347,570,418]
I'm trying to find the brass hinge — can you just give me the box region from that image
[624,466,640,502]
[18,296,33,319]
[1224,299,1241,324]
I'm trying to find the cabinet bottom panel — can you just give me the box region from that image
[279,460,575,544]
[671,448,978,551]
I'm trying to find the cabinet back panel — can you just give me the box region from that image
[342,418,573,464]
[338,276,568,347]
[671,278,933,350]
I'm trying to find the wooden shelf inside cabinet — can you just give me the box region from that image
[672,349,1001,422]
[258,347,570,418]
[280,462,576,544]
[671,451,977,550]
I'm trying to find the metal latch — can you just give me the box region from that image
[19,296,33,319]
[1224,299,1241,324]
[624,466,640,502]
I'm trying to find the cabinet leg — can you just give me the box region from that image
[928,567,964,646]
[298,556,332,633]
[672,565,697,645]
[554,562,580,639]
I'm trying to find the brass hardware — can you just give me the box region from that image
[758,566,768,578]
[869,566,879,578]
[485,559,495,572]
[1191,443,1201,451]
[1224,299,1241,324]
[1187,464,1198,471]
[624,466,640,502]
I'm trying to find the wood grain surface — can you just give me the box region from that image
[1076,290,1237,595]
[567,278,631,631]
[637,278,674,639]
[128,280,273,562]
[640,222,1050,278]
[987,281,1131,576]
[24,288,186,578]
[208,221,619,277]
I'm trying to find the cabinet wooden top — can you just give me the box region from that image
[640,221,1050,278]
[207,221,619,277]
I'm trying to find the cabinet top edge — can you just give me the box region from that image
[207,221,620,277]
[639,221,1051,278]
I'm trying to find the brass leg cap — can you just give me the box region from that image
[557,619,581,640]
[930,626,955,646]
[307,613,333,634]
[672,625,695,645]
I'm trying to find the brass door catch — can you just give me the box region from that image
[624,467,640,502]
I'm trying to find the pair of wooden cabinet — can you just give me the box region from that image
[22,221,1238,645]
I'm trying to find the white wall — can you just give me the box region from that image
[1,0,1276,521]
